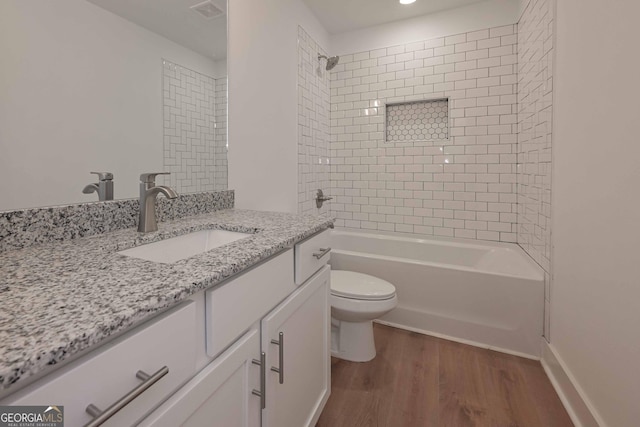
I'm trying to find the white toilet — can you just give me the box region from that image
[330,270,398,362]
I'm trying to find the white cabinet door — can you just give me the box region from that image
[261,265,330,427]
[141,327,261,427]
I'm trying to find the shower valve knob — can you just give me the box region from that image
[315,189,332,208]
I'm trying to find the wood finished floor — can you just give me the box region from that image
[316,324,573,427]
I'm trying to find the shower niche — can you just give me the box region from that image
[385,97,449,143]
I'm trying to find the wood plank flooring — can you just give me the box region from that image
[316,324,573,427]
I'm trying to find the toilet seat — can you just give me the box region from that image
[331,270,396,301]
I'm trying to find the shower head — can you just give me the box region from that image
[318,54,340,71]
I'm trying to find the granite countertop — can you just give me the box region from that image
[0,209,333,394]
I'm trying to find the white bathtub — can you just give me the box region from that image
[329,229,544,358]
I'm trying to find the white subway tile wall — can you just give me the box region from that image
[386,99,449,142]
[298,27,331,215]
[330,25,519,241]
[517,0,554,340]
[163,60,219,193]
[214,77,228,191]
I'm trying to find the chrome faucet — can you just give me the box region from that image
[82,172,114,201]
[138,172,178,233]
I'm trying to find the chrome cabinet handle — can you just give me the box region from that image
[251,352,266,409]
[270,332,284,384]
[312,247,331,259]
[84,366,168,427]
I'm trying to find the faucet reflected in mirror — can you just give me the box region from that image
[82,172,114,201]
[138,173,178,233]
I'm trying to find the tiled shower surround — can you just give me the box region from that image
[298,26,331,215]
[330,25,519,241]
[163,60,227,193]
[517,0,554,339]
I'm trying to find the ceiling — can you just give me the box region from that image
[88,0,226,60]
[302,0,489,34]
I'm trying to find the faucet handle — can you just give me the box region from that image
[90,172,113,181]
[140,172,170,184]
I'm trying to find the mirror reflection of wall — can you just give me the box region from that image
[162,60,228,194]
[0,0,227,212]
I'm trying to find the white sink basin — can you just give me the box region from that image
[118,229,252,264]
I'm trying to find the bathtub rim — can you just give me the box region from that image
[332,227,524,250]
[331,228,544,282]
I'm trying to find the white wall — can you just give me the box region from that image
[213,59,228,79]
[227,0,328,213]
[518,0,531,19]
[552,0,640,425]
[331,0,520,56]
[0,0,216,211]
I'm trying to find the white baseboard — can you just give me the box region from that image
[540,339,605,427]
[374,319,540,360]
[307,388,330,427]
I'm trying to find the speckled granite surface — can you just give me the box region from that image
[0,191,234,253]
[0,209,333,394]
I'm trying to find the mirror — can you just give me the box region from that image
[0,0,227,211]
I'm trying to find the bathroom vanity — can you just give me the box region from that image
[0,208,333,426]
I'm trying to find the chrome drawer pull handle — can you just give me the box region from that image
[251,352,266,409]
[84,366,169,427]
[312,247,331,259]
[270,332,284,384]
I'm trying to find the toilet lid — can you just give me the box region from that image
[330,270,396,301]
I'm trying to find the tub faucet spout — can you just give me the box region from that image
[138,172,178,233]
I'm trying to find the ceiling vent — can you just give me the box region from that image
[190,1,224,19]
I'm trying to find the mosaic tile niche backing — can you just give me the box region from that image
[386,99,449,142]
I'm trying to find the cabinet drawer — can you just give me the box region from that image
[294,230,331,285]
[3,301,197,427]
[206,249,294,357]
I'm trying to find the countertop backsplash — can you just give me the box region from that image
[0,190,234,253]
